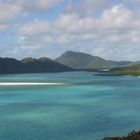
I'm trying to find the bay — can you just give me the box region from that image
[0,72,140,140]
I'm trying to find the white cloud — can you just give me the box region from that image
[18,5,140,40]
[0,2,22,31]
[100,4,133,29]
[0,0,64,33]
[8,0,64,13]
[0,24,9,32]
[0,0,64,28]
[66,0,111,16]
[92,45,140,61]
[0,3,21,23]
[15,4,140,60]
[19,20,50,36]
[30,0,63,12]
[0,0,140,60]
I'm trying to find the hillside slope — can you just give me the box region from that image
[55,51,115,70]
[109,64,140,76]
[0,57,74,74]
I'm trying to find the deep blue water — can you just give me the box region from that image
[0,72,140,140]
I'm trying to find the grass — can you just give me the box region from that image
[112,71,140,76]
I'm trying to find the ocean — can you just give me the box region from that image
[0,72,140,140]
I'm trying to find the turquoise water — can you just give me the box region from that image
[0,72,140,140]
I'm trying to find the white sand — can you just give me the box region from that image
[0,82,64,86]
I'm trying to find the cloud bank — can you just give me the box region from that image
[0,0,140,60]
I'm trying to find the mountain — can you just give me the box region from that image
[0,58,23,74]
[0,57,74,74]
[1,51,140,74]
[55,51,115,70]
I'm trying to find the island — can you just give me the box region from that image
[97,64,140,77]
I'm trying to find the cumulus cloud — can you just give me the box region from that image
[0,0,140,60]
[19,5,140,39]
[19,20,50,36]
[30,0,64,12]
[0,0,63,32]
[15,4,140,60]
[0,4,21,23]
[92,45,140,60]
[66,0,111,16]
[0,0,64,24]
[7,0,64,13]
[0,2,22,32]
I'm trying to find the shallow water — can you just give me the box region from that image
[0,72,140,140]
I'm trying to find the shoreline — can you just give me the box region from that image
[0,82,64,86]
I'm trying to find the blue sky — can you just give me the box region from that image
[0,0,140,60]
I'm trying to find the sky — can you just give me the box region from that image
[0,0,140,61]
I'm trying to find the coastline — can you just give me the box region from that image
[0,82,64,86]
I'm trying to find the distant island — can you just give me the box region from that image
[108,64,140,76]
[103,130,140,140]
[97,64,140,77]
[0,51,140,75]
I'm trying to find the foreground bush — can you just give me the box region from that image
[103,130,140,140]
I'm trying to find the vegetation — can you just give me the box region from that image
[55,51,115,70]
[103,130,140,140]
[0,57,74,74]
[109,64,140,76]
[0,51,140,74]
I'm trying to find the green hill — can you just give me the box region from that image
[1,51,139,74]
[0,57,74,74]
[109,64,140,76]
[55,51,115,70]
